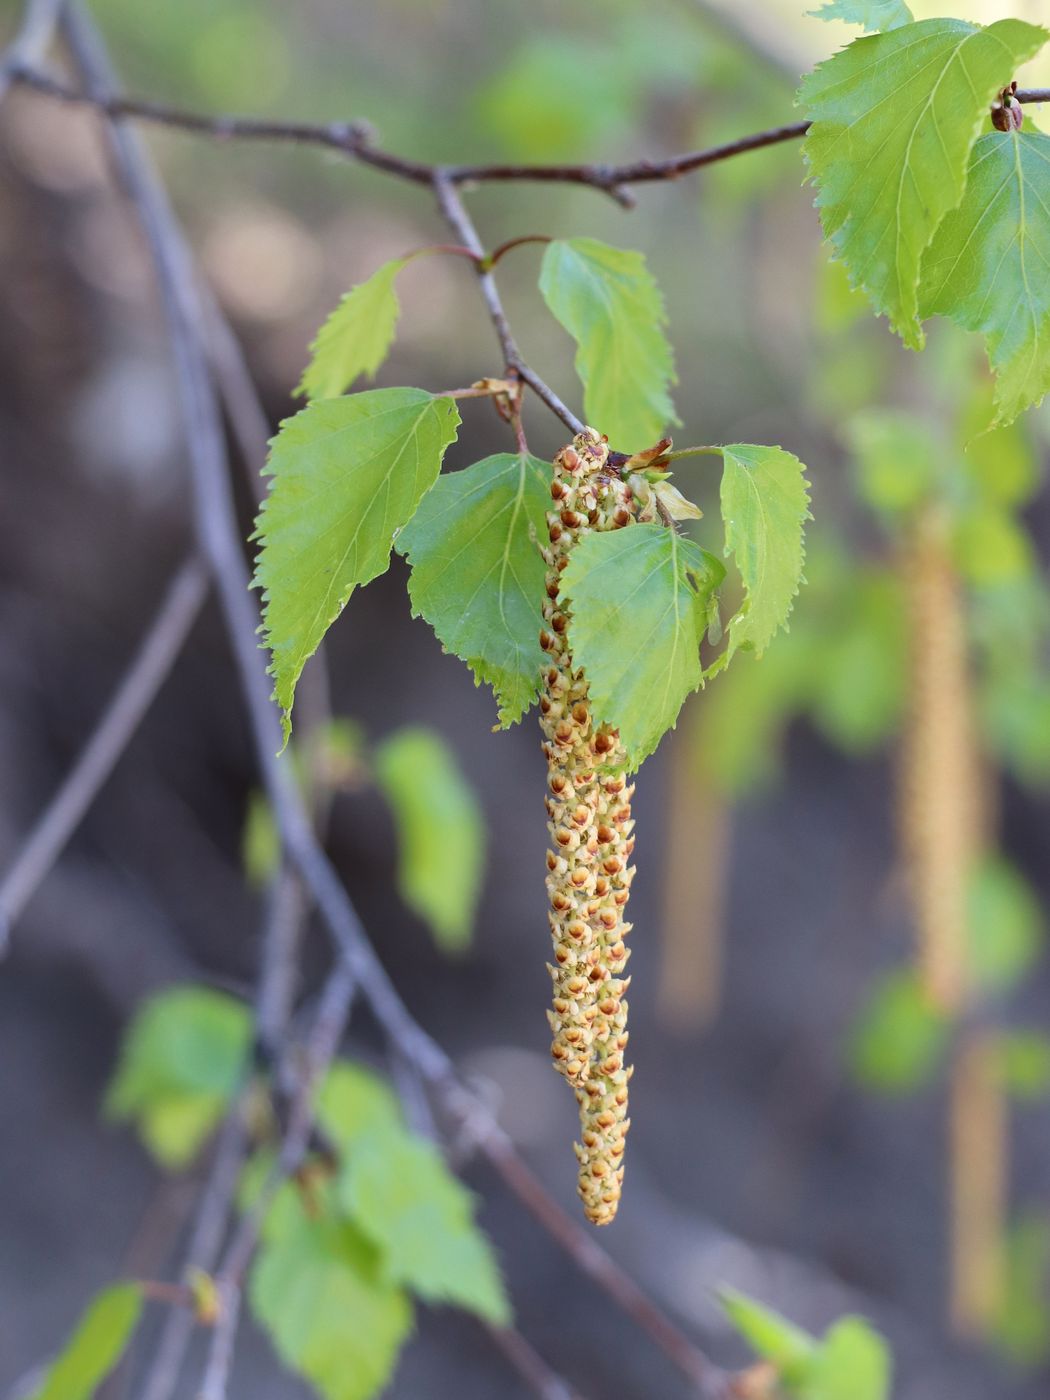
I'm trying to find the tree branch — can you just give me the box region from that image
[0,557,208,954]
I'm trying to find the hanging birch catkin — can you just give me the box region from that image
[539,428,637,1226]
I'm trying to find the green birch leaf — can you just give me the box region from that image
[920,129,1050,427]
[297,258,408,401]
[719,445,811,658]
[538,237,679,451]
[338,1130,510,1326]
[317,1062,405,1148]
[32,1284,143,1400]
[254,388,460,744]
[810,0,912,32]
[805,1318,891,1400]
[559,523,725,767]
[105,986,251,1169]
[251,1213,412,1400]
[801,19,1047,349]
[721,1289,816,1385]
[374,727,485,953]
[395,453,549,726]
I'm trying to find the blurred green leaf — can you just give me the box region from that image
[802,20,1046,348]
[719,444,811,659]
[953,509,1034,587]
[374,727,485,952]
[243,789,280,888]
[251,1205,412,1400]
[848,970,949,1094]
[31,1284,143,1400]
[560,524,724,766]
[968,857,1042,996]
[848,412,940,516]
[808,572,906,752]
[810,0,912,30]
[539,237,678,451]
[297,258,408,401]
[473,39,634,161]
[338,1131,510,1325]
[804,1317,891,1400]
[396,453,550,727]
[720,1289,815,1385]
[921,129,1050,428]
[958,388,1039,507]
[105,987,250,1168]
[317,1062,405,1149]
[254,388,460,744]
[994,1032,1050,1101]
[992,1213,1050,1366]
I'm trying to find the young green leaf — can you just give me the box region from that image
[559,523,724,767]
[251,1212,413,1400]
[297,257,408,401]
[967,857,1042,995]
[254,388,460,744]
[538,237,679,450]
[994,1032,1050,1101]
[338,1130,510,1325]
[105,986,251,1168]
[719,444,811,659]
[920,131,1050,428]
[806,1317,891,1400]
[720,1289,816,1386]
[396,453,550,726]
[848,969,949,1094]
[31,1284,143,1400]
[317,1061,405,1149]
[801,20,1047,349]
[809,0,912,32]
[374,726,485,953]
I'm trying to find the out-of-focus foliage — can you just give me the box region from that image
[722,1289,892,1399]
[374,726,485,952]
[105,986,251,1167]
[30,1284,144,1400]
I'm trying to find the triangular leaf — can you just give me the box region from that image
[251,1209,413,1400]
[297,257,408,400]
[559,523,725,766]
[317,1062,405,1149]
[32,1284,143,1400]
[338,1130,510,1326]
[920,129,1050,427]
[719,444,811,658]
[254,388,461,743]
[396,452,550,725]
[374,726,485,953]
[809,0,912,32]
[538,237,679,450]
[801,19,1047,348]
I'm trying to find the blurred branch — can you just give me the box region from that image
[0,557,208,954]
[0,0,64,102]
[9,63,810,206]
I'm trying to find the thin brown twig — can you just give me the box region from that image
[60,7,729,1391]
[0,557,208,954]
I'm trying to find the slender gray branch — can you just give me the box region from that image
[0,557,208,954]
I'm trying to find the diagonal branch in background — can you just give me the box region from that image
[58,2,730,1392]
[0,557,208,954]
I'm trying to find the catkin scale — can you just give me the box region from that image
[539,428,636,1226]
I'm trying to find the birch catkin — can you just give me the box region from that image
[539,428,636,1226]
